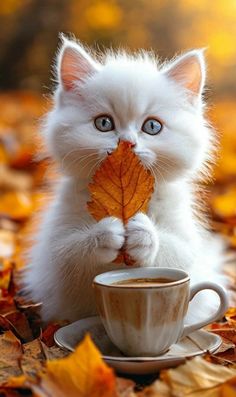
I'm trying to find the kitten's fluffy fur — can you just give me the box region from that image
[23,37,227,323]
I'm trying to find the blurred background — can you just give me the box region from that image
[1,0,236,94]
[0,0,235,279]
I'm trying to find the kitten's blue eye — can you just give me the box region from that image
[94,115,114,132]
[142,118,162,135]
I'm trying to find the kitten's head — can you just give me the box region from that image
[45,36,214,184]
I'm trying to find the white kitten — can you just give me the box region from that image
[23,37,227,323]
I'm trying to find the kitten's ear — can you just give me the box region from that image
[57,35,99,91]
[163,50,206,97]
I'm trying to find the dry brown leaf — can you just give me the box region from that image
[208,324,236,344]
[0,331,22,383]
[206,313,236,362]
[138,357,236,397]
[41,323,63,347]
[0,298,16,315]
[1,311,33,342]
[115,378,136,397]
[162,356,236,396]
[20,339,45,376]
[40,342,68,361]
[210,349,236,366]
[88,140,155,224]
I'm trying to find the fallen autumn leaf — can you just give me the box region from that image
[28,334,116,397]
[138,356,236,397]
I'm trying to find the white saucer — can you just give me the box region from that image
[54,316,222,374]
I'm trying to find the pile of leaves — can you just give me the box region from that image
[0,92,236,396]
[1,265,236,397]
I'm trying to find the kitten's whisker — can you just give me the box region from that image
[61,149,82,170]
[66,152,98,171]
[157,163,174,177]
[155,167,167,187]
[74,156,98,173]
[146,162,159,187]
[151,164,168,186]
[155,159,174,173]
[77,155,100,176]
[62,147,114,171]
[61,146,102,168]
[88,157,104,178]
[157,154,177,166]
[75,152,98,163]
[73,157,103,198]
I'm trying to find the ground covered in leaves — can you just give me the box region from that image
[0,92,236,396]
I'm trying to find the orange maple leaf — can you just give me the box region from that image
[87,140,155,224]
[87,141,155,265]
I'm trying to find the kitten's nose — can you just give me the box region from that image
[120,139,136,147]
[119,133,137,147]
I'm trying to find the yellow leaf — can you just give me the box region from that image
[29,334,115,397]
[221,377,236,397]
[0,192,33,220]
[211,186,236,218]
[3,374,27,388]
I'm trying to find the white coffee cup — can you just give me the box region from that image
[93,267,228,357]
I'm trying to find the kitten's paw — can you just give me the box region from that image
[126,213,159,266]
[93,217,125,263]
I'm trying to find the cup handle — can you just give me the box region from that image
[181,282,229,338]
